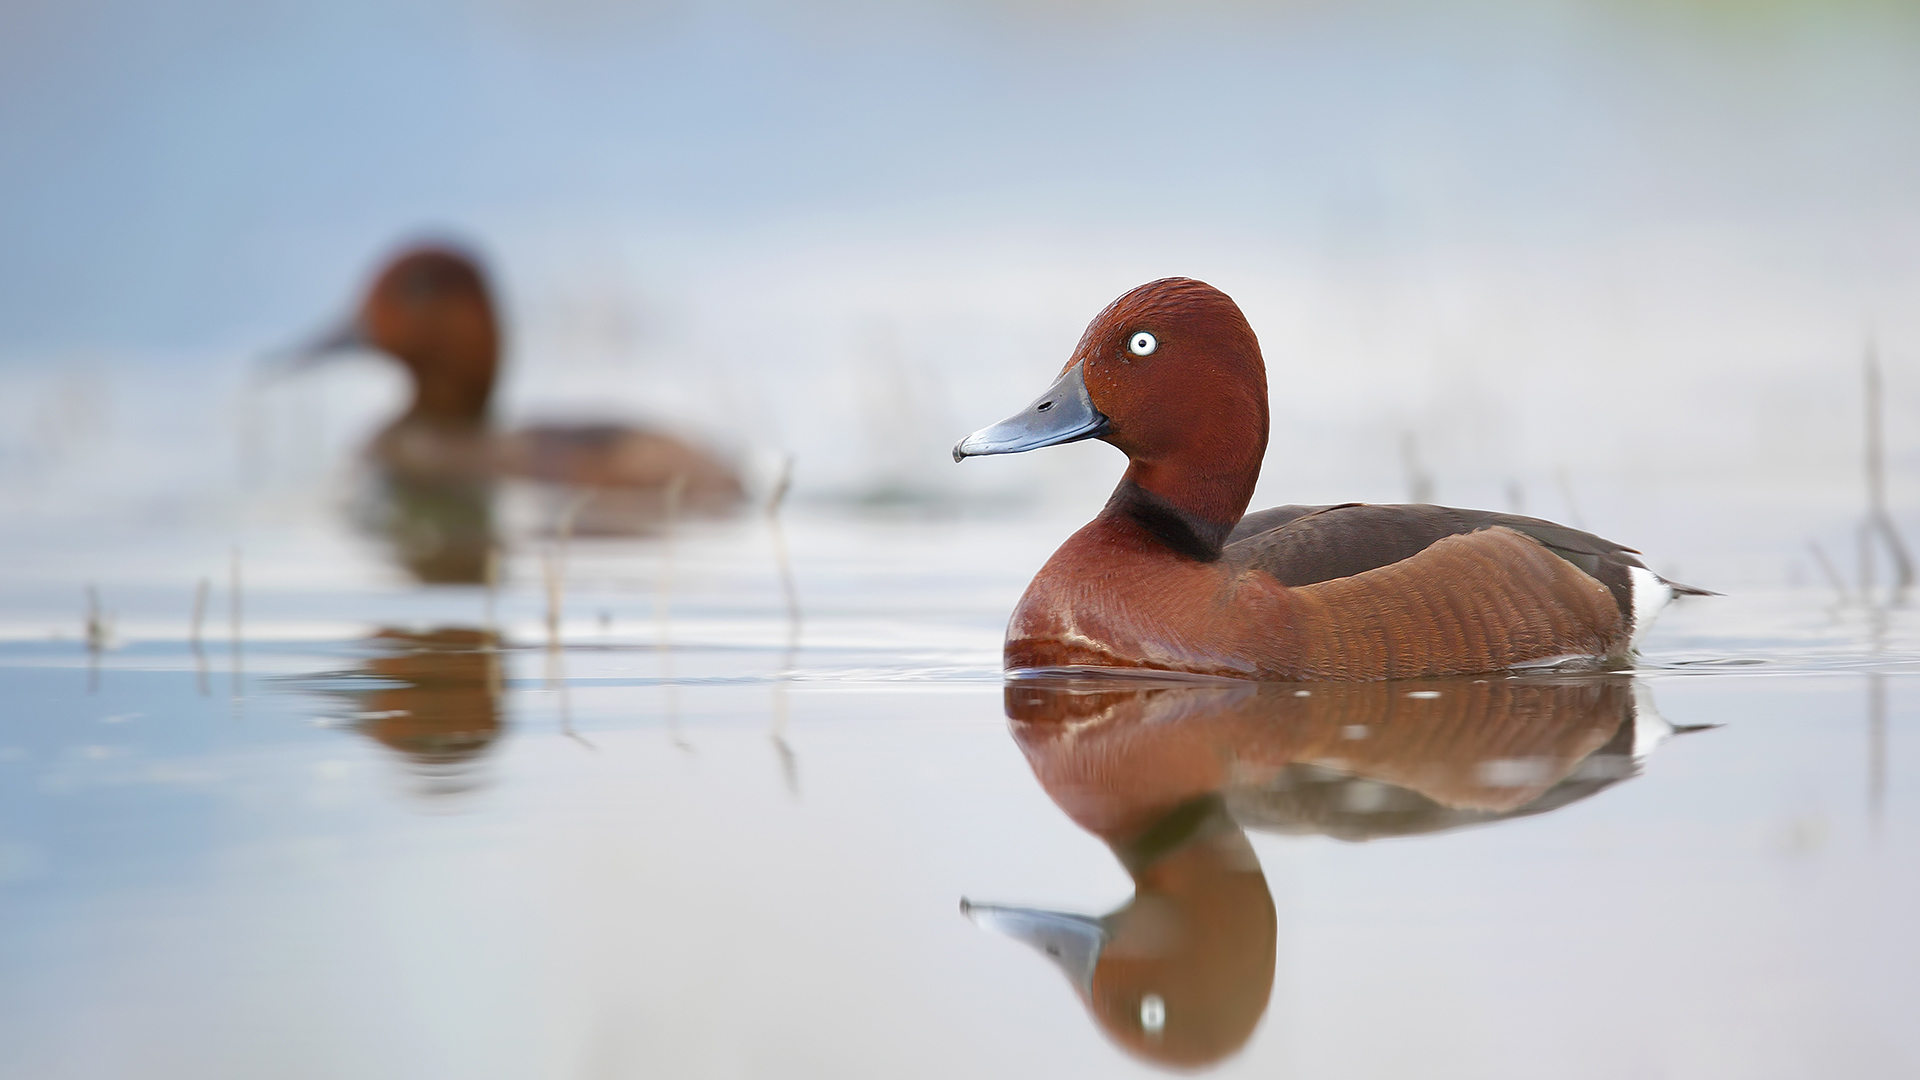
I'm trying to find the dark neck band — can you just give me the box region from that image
[1106,480,1235,562]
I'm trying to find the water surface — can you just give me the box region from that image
[2,508,1915,1079]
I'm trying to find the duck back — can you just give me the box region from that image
[1226,502,1684,620]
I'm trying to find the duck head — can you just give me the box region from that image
[954,278,1270,527]
[293,245,501,424]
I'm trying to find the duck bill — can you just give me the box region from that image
[953,362,1110,462]
[260,316,371,377]
[961,898,1108,996]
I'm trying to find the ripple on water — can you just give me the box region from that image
[0,517,1917,1078]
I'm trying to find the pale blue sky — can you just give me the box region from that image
[4,0,1916,349]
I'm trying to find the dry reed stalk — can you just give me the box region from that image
[191,577,210,696]
[765,455,801,797]
[228,547,243,703]
[483,546,499,634]
[1808,540,1849,604]
[1863,345,1913,597]
[543,492,593,649]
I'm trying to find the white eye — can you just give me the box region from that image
[1128,331,1157,356]
[1140,994,1166,1034]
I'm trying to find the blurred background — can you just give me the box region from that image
[5,5,1920,1078]
[3,0,1918,589]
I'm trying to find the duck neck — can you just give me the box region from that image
[402,354,496,427]
[1103,454,1260,563]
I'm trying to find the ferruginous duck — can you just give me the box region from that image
[290,245,745,525]
[954,278,1708,680]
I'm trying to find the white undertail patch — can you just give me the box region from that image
[1627,565,1674,651]
[1630,681,1675,762]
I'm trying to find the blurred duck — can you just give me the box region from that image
[965,674,1689,1067]
[292,245,745,530]
[955,277,1710,680]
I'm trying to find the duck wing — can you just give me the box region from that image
[1226,503,1708,620]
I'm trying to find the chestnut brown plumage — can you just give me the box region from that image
[299,244,745,526]
[965,674,1655,1066]
[361,249,501,425]
[1006,676,1644,837]
[957,277,1707,680]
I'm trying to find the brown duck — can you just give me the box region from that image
[955,277,1709,680]
[292,244,745,524]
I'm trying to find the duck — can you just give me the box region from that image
[964,674,1681,1066]
[954,277,1709,680]
[288,244,746,529]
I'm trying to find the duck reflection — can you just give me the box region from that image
[312,628,506,796]
[965,674,1687,1070]
[352,472,497,585]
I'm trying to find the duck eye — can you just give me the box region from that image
[1128,331,1157,356]
[1140,994,1166,1034]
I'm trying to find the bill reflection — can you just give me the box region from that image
[965,674,1699,1070]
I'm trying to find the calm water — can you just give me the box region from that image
[1,506,1916,1079]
